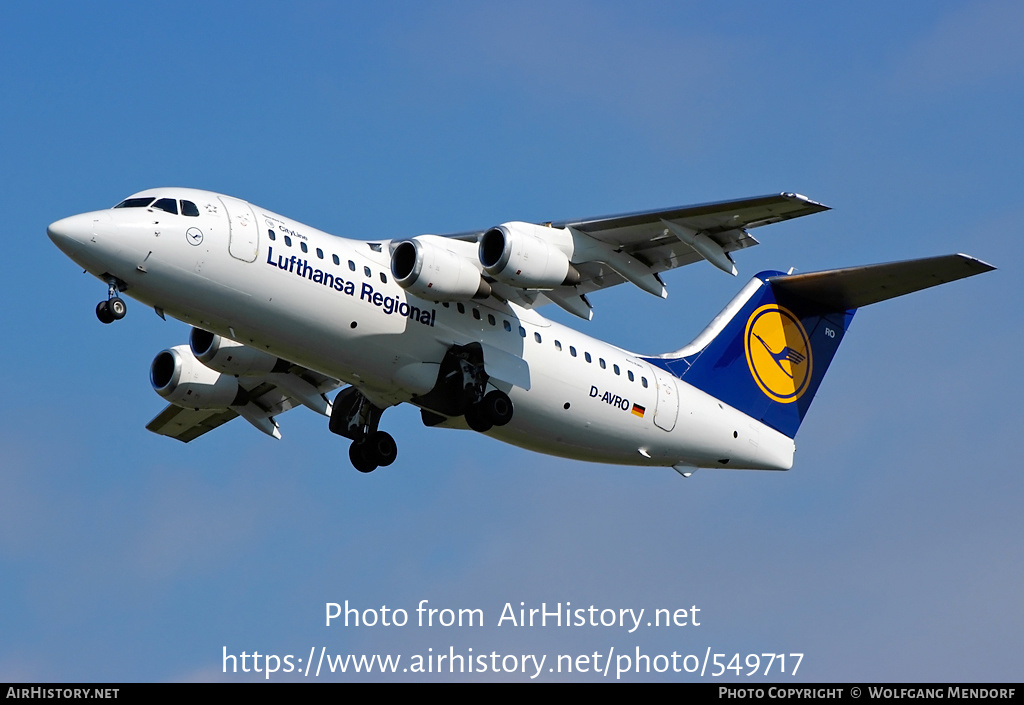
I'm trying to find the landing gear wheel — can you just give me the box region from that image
[96,300,114,324]
[349,441,378,473]
[367,431,398,467]
[482,390,514,426]
[465,404,493,433]
[108,297,127,320]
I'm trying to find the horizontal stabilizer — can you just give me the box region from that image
[769,254,995,310]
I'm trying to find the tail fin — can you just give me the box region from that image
[644,254,993,439]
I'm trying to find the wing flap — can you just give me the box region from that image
[146,405,238,443]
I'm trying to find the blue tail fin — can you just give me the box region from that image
[645,270,852,438]
[644,254,994,439]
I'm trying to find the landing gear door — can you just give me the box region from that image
[219,196,259,263]
[652,369,679,432]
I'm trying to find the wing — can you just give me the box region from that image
[146,406,238,442]
[442,193,828,319]
[147,366,342,442]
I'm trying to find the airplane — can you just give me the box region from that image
[47,188,994,476]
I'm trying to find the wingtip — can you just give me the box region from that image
[783,192,831,211]
[954,253,997,272]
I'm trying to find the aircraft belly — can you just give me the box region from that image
[487,352,668,465]
[488,342,795,469]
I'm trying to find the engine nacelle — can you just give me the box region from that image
[391,236,491,301]
[150,345,248,409]
[189,328,286,376]
[478,221,580,289]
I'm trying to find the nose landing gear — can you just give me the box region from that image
[96,278,127,324]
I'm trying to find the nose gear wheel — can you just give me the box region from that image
[95,278,128,324]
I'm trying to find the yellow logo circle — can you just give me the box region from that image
[744,304,813,403]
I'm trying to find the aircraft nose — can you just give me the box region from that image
[47,213,93,256]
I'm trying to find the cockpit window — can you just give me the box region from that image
[114,197,155,209]
[181,200,200,217]
[152,198,178,215]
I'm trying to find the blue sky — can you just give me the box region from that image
[2,1,1021,682]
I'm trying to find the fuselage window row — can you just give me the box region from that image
[239,223,645,387]
[264,229,388,290]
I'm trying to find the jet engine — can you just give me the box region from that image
[150,345,247,409]
[390,236,491,301]
[478,221,580,289]
[189,328,287,376]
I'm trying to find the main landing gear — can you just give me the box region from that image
[444,346,514,433]
[327,344,516,474]
[413,343,515,434]
[464,389,514,433]
[329,387,397,473]
[96,278,127,324]
[348,431,398,474]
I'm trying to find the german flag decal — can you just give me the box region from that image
[631,403,646,418]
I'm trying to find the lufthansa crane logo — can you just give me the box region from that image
[744,304,812,403]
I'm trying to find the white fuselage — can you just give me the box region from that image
[49,188,795,471]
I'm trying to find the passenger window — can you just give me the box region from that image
[181,200,199,217]
[348,260,356,271]
[380,272,387,283]
[284,235,292,247]
[487,314,495,326]
[457,303,465,314]
[628,370,635,382]
[642,377,649,388]
[364,266,371,277]
[534,332,542,343]
[585,352,592,363]
[503,320,511,332]
[300,242,308,253]
[570,346,577,357]
[268,229,276,241]
[613,364,620,375]
[472,308,481,320]
[555,340,562,351]
[152,198,178,215]
[332,254,340,265]
[599,358,606,369]
[519,326,526,338]
[316,247,324,259]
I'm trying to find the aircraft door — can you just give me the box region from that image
[219,196,259,262]
[651,369,679,432]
